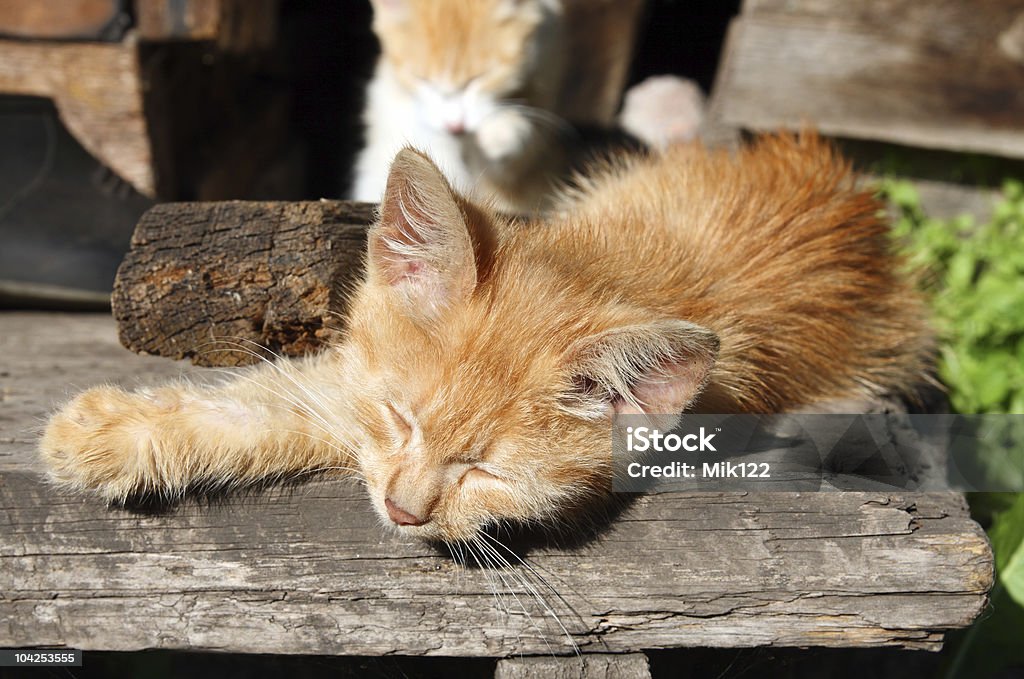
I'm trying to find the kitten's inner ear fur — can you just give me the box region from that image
[565,320,720,418]
[368,148,477,319]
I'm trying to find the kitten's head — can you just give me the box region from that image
[343,149,719,543]
[370,0,560,136]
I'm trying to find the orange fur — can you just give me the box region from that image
[373,0,554,100]
[40,134,932,544]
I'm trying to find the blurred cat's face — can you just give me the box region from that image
[339,149,719,543]
[371,0,551,135]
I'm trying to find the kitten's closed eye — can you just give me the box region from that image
[385,401,414,443]
[462,466,501,485]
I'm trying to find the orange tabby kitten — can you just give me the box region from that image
[41,134,932,543]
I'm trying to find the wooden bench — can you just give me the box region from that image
[0,311,994,676]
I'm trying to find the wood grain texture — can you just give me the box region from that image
[135,0,278,51]
[0,0,125,40]
[495,654,651,679]
[712,0,1024,158]
[111,201,374,366]
[0,35,153,194]
[0,313,994,655]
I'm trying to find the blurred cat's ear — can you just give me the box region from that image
[367,148,476,318]
[561,320,719,419]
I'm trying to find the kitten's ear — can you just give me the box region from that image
[367,148,476,318]
[562,320,719,419]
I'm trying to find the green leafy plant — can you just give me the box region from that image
[882,179,1024,677]
[886,179,1024,414]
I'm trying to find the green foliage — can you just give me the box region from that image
[882,180,1024,677]
[992,494,1024,605]
[886,178,1024,415]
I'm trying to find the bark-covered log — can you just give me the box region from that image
[0,313,996,655]
[111,201,375,366]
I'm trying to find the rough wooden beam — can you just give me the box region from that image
[0,35,153,195]
[0,313,995,655]
[111,201,374,366]
[711,0,1024,158]
[0,36,149,192]
[135,0,278,51]
[495,654,652,679]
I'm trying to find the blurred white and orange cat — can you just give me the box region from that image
[352,0,571,214]
[41,134,931,544]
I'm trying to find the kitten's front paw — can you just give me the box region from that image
[476,110,532,163]
[40,386,170,501]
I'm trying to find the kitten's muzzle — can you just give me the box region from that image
[385,497,430,526]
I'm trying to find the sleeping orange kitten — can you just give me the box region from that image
[352,0,572,214]
[41,134,931,543]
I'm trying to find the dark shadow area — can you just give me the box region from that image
[646,646,948,678]
[628,0,742,92]
[280,0,377,199]
[0,96,150,309]
[837,137,1024,187]
[2,645,1005,679]
[0,650,496,679]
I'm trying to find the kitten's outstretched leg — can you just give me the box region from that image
[39,351,356,502]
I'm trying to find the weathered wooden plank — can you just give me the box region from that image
[0,313,994,655]
[111,201,374,366]
[495,654,651,679]
[711,0,1024,158]
[135,0,278,51]
[0,0,126,40]
[0,36,153,195]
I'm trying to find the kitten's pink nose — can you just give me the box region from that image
[445,119,466,135]
[385,497,429,526]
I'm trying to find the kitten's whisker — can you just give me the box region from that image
[473,535,564,657]
[208,366,341,443]
[202,338,340,435]
[465,539,509,619]
[482,540,584,657]
[471,536,534,651]
[481,531,584,621]
[496,102,574,136]
[203,345,345,437]
[472,536,539,641]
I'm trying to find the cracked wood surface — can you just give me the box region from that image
[0,313,994,655]
[111,201,374,367]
